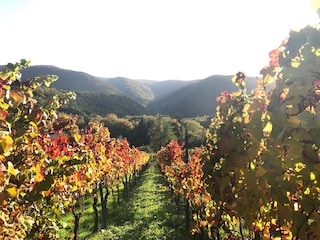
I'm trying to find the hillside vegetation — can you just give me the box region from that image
[147,75,257,118]
[101,77,155,106]
[21,65,258,118]
[34,87,147,118]
[21,65,121,94]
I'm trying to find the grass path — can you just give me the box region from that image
[93,160,195,240]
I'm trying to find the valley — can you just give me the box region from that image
[21,65,257,118]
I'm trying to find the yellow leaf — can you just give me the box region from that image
[193,214,198,221]
[0,135,13,155]
[33,164,44,183]
[253,221,264,231]
[263,74,275,85]
[29,131,38,138]
[6,187,17,197]
[0,71,12,80]
[0,101,9,110]
[73,133,81,142]
[71,185,78,192]
[243,103,250,113]
[294,163,306,172]
[291,58,300,68]
[274,201,278,208]
[304,187,310,195]
[310,172,316,181]
[263,122,273,137]
[312,47,320,56]
[250,162,255,170]
[63,200,71,207]
[7,161,19,176]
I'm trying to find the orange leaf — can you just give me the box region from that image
[9,90,24,103]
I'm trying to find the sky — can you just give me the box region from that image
[0,0,319,81]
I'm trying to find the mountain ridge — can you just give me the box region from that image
[147,75,256,118]
[17,64,258,118]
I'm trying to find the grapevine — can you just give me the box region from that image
[0,60,150,239]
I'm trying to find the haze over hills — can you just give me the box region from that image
[19,65,258,118]
[100,77,155,106]
[143,80,196,100]
[147,75,257,118]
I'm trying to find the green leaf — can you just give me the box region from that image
[255,166,267,177]
[297,110,320,130]
[34,175,54,192]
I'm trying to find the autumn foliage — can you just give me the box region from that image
[157,19,320,239]
[0,61,149,239]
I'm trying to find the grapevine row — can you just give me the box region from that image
[0,61,149,239]
[157,19,320,239]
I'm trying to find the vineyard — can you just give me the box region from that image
[1,7,320,240]
[156,16,320,240]
[0,61,149,239]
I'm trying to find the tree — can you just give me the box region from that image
[182,119,206,148]
[148,114,177,151]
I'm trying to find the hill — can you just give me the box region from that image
[101,77,155,105]
[19,65,147,117]
[33,87,147,118]
[147,75,257,118]
[16,64,259,118]
[21,65,121,94]
[145,80,195,99]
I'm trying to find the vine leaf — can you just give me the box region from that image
[34,175,54,192]
[297,110,320,129]
[263,122,273,137]
[7,161,19,176]
[6,186,17,197]
[0,135,13,155]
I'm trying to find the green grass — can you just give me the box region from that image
[58,161,198,240]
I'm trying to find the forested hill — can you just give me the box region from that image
[21,65,147,117]
[147,75,257,118]
[18,65,257,118]
[100,77,155,106]
[21,65,121,94]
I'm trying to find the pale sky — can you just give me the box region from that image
[0,0,319,80]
